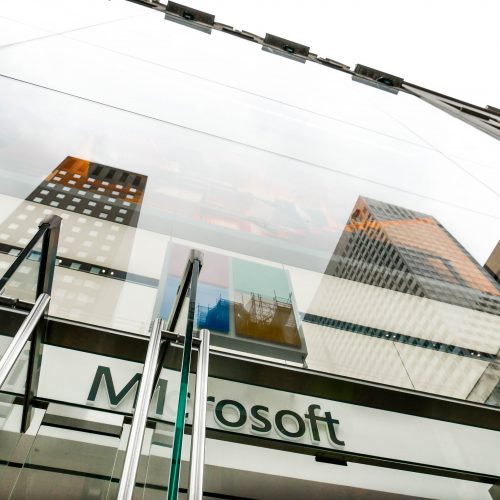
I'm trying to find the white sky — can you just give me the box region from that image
[186,0,500,107]
[0,0,499,268]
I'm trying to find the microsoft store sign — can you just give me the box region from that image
[34,346,345,450]
[205,397,344,447]
[9,343,500,475]
[16,344,500,475]
[85,366,345,448]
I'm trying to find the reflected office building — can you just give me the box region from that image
[0,157,150,323]
[326,196,500,314]
[304,196,500,406]
[26,156,147,227]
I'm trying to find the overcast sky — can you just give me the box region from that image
[0,0,499,267]
[184,0,500,107]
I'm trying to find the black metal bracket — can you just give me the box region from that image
[165,1,214,34]
[262,34,310,63]
[152,249,203,392]
[161,329,201,347]
[352,64,404,94]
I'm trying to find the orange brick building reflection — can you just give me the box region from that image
[27,156,147,227]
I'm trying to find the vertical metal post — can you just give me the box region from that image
[21,215,61,432]
[153,250,203,393]
[167,255,202,500]
[117,318,164,500]
[188,329,210,500]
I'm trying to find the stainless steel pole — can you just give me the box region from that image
[0,293,50,388]
[117,318,164,500]
[188,329,210,500]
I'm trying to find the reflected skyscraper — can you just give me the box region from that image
[0,157,149,316]
[26,156,147,228]
[326,196,500,315]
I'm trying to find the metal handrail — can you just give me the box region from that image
[188,328,210,500]
[116,325,211,500]
[117,249,206,500]
[0,293,51,388]
[117,318,164,500]
[153,249,204,390]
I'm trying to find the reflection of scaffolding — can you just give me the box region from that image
[247,292,293,326]
[235,292,300,346]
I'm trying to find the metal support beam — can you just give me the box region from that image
[167,254,202,500]
[117,318,164,500]
[35,215,61,299]
[153,249,203,396]
[21,215,61,432]
[188,328,210,500]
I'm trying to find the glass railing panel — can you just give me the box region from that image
[0,404,45,498]
[109,394,178,497]
[130,421,176,499]
[155,256,199,499]
[0,307,31,484]
[99,377,186,498]
[0,237,43,305]
[6,403,123,500]
[33,336,185,498]
[200,437,496,499]
[0,393,22,484]
[138,373,195,500]
[0,327,29,486]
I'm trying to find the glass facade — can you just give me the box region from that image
[0,0,499,498]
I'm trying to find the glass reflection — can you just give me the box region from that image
[160,243,306,362]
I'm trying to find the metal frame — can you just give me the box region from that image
[0,214,61,432]
[167,251,203,500]
[22,215,61,432]
[153,249,203,389]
